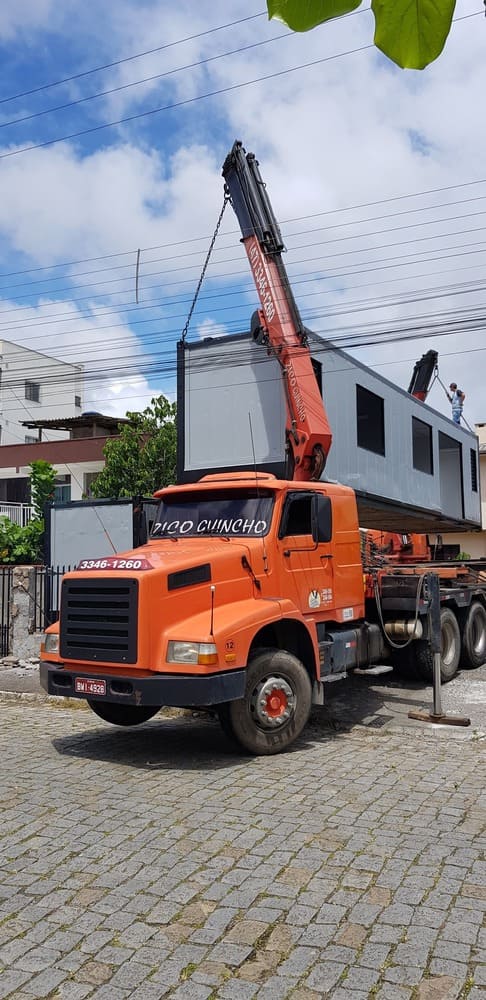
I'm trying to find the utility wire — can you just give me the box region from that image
[0,33,289,131]
[0,9,481,161]
[2,199,486,300]
[2,180,486,283]
[0,12,267,105]
[0,44,374,160]
[2,219,486,323]
[2,238,486,340]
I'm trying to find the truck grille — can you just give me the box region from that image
[60,579,138,663]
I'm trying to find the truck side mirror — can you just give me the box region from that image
[311,494,332,544]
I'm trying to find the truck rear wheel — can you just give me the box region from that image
[414,607,461,684]
[224,649,312,755]
[87,701,162,726]
[461,601,486,669]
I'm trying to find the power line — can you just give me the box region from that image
[2,198,486,302]
[0,44,376,160]
[0,12,266,105]
[0,33,289,131]
[2,179,486,284]
[2,212,486,327]
[2,291,486,398]
[2,237,486,339]
[0,8,481,161]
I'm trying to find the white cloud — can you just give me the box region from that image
[196,317,228,340]
[0,0,56,39]
[0,0,485,427]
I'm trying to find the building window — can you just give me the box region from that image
[24,435,38,445]
[25,381,40,403]
[75,395,82,408]
[471,449,478,493]
[412,417,433,475]
[83,472,98,497]
[54,475,71,503]
[356,385,385,456]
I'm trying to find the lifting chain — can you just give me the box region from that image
[180,193,230,343]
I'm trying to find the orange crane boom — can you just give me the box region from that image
[222,141,332,481]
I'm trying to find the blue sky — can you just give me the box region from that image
[0,0,485,424]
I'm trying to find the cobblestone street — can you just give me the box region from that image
[0,700,485,1000]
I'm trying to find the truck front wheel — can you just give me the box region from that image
[87,701,162,727]
[461,601,486,669]
[223,649,312,755]
[414,607,461,683]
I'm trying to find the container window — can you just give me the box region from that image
[356,385,385,456]
[412,417,433,475]
[470,449,478,493]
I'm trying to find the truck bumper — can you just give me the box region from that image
[40,661,246,707]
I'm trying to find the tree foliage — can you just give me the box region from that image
[0,518,44,565]
[91,395,177,499]
[0,460,56,564]
[30,460,56,521]
[267,0,457,69]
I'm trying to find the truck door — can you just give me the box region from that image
[278,491,334,617]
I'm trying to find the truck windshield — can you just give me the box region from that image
[151,489,274,538]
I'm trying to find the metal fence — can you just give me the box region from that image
[0,503,33,527]
[32,566,71,633]
[0,567,13,656]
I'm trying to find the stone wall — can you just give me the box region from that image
[2,566,43,666]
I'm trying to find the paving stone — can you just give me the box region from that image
[429,958,470,978]
[20,967,67,996]
[415,975,464,999]
[305,961,345,991]
[209,941,254,966]
[0,704,484,1000]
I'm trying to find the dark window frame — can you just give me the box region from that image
[470,448,478,493]
[412,416,434,475]
[356,384,385,457]
[25,380,40,403]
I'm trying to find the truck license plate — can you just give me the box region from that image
[75,677,106,696]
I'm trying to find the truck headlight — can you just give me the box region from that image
[167,641,218,666]
[44,633,59,654]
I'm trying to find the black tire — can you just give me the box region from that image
[87,701,161,727]
[391,643,418,680]
[461,601,486,669]
[216,703,237,744]
[414,607,461,684]
[226,648,312,755]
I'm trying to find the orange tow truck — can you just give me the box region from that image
[40,142,486,754]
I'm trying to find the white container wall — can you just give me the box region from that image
[178,334,481,533]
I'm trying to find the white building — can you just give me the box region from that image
[0,339,83,448]
[0,415,128,517]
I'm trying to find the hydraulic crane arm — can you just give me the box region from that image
[222,140,332,481]
[407,349,438,402]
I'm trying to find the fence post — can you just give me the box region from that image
[8,566,43,662]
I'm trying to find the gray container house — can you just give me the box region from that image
[177,333,480,533]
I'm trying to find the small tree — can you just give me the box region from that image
[30,460,56,521]
[91,396,177,499]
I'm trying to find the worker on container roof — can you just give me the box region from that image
[447,383,465,425]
